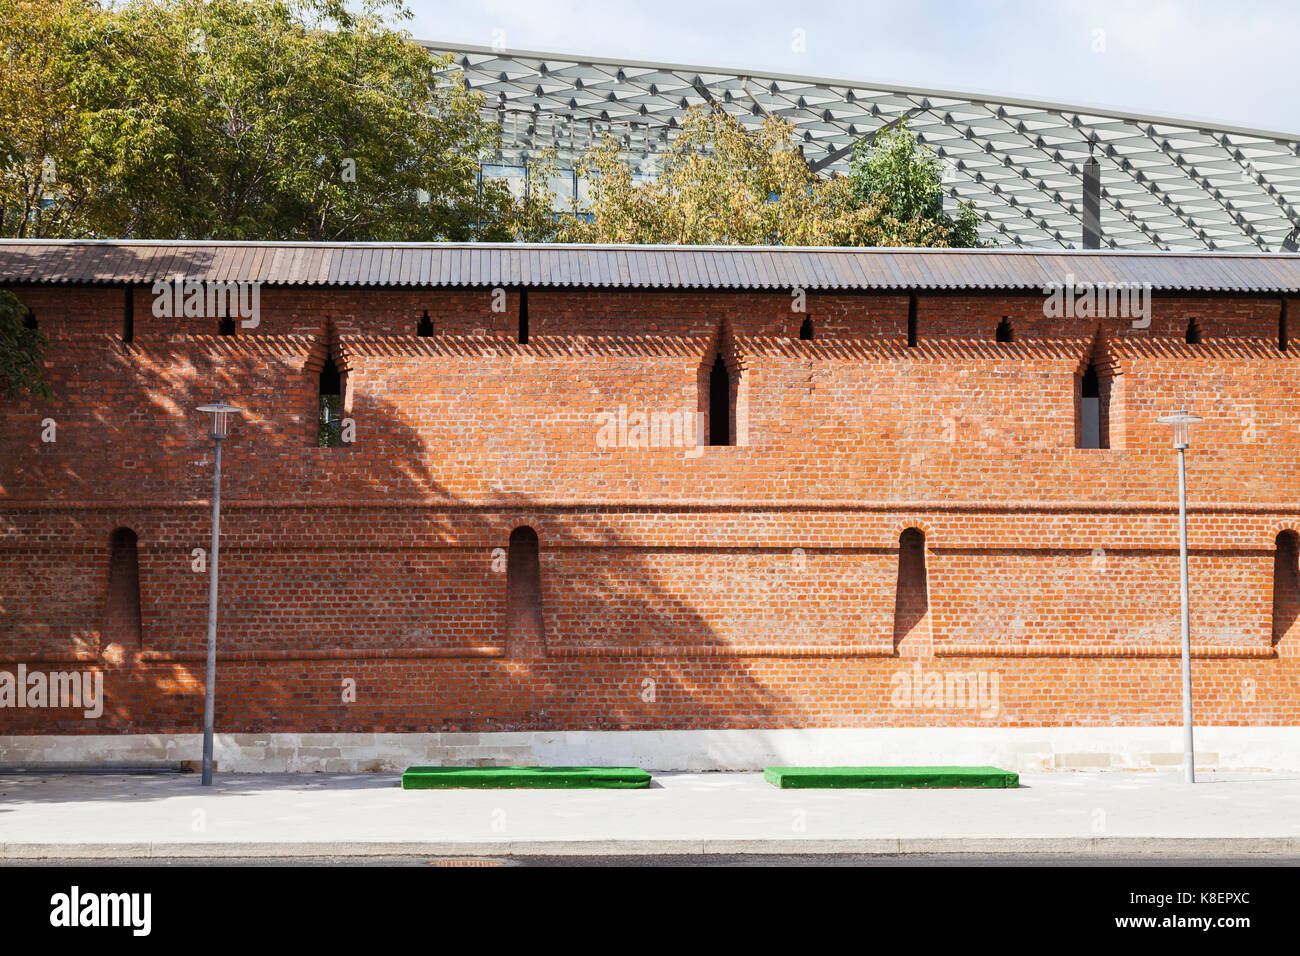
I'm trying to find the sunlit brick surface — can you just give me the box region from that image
[2,281,1298,734]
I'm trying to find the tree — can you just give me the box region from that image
[847,118,984,248]
[0,0,536,241]
[73,0,511,240]
[555,108,886,246]
[0,0,101,238]
[0,290,50,400]
[472,159,565,243]
[553,107,987,247]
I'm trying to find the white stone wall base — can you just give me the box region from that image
[2,727,1300,773]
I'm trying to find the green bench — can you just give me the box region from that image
[764,766,1019,789]
[401,765,652,790]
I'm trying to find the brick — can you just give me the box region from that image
[1,283,1297,735]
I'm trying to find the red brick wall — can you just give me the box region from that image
[1,281,1298,734]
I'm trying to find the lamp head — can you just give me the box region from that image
[196,401,242,440]
[1156,410,1202,449]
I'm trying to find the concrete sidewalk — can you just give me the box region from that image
[3,770,1300,858]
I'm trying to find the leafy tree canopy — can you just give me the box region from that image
[846,118,984,248]
[545,107,986,248]
[0,290,49,401]
[0,0,544,240]
[551,108,879,246]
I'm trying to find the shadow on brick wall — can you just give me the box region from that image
[2,312,797,737]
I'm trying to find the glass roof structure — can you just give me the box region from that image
[424,41,1300,252]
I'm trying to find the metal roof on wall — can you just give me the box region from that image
[1,241,1299,293]
[425,42,1300,254]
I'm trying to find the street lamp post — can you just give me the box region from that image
[195,402,241,787]
[1156,410,1202,784]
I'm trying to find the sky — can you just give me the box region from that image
[401,0,1300,135]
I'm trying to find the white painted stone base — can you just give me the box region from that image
[3,727,1300,773]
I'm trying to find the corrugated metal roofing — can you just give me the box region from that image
[1,241,1298,293]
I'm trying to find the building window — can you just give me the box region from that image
[1280,299,1289,352]
[22,309,36,330]
[1076,331,1126,449]
[1079,363,1102,448]
[1076,342,1127,450]
[907,293,918,348]
[799,317,814,340]
[518,289,529,344]
[1185,318,1202,344]
[996,317,1013,343]
[417,310,433,337]
[123,287,134,344]
[218,313,236,336]
[318,355,344,447]
[893,528,930,654]
[1273,530,1300,646]
[708,353,732,446]
[105,527,142,645]
[698,333,746,447]
[505,526,545,656]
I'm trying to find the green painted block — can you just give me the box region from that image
[401,765,652,790]
[763,766,1019,789]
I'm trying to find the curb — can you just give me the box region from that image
[5,837,1300,858]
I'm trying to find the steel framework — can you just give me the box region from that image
[425,41,1300,252]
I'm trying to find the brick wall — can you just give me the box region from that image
[1,281,1298,734]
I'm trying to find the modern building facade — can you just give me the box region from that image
[1,241,1298,771]
[427,42,1300,253]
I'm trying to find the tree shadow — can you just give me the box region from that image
[1,275,844,746]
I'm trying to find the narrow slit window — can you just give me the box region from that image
[799,317,814,340]
[1080,363,1101,449]
[505,526,545,655]
[518,289,529,344]
[892,528,930,654]
[907,293,918,348]
[1273,530,1300,646]
[995,317,1013,343]
[22,309,36,330]
[218,313,236,336]
[318,356,344,447]
[708,353,732,446]
[105,527,142,645]
[1185,318,1202,344]
[1280,299,1289,352]
[417,310,433,337]
[123,287,134,344]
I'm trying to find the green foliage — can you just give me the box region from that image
[552,108,989,248]
[847,118,986,248]
[0,289,51,400]
[317,394,342,447]
[555,108,916,246]
[0,1,101,238]
[1,0,535,241]
[72,0,501,240]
